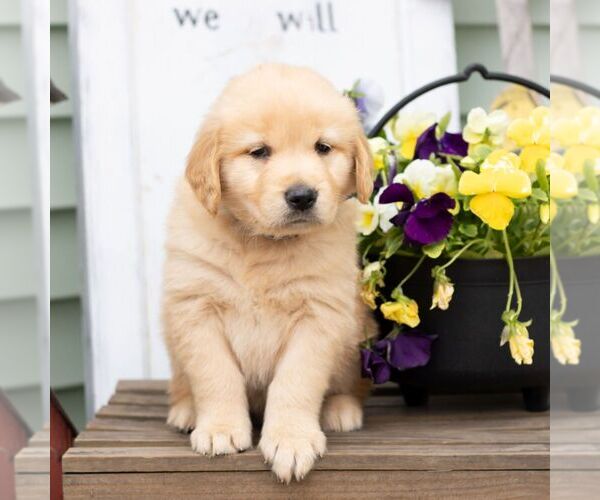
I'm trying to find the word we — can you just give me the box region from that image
[173,7,219,29]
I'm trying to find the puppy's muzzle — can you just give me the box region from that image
[284,184,318,211]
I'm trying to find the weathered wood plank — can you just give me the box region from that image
[550,471,600,499]
[551,443,600,470]
[64,382,556,496]
[14,447,50,474]
[63,470,549,499]
[116,380,169,393]
[96,400,548,423]
[74,425,548,448]
[109,392,169,406]
[27,429,50,447]
[15,473,50,499]
[86,417,169,432]
[63,442,549,474]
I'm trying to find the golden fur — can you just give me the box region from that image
[162,63,374,483]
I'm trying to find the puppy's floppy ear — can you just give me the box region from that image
[185,119,221,215]
[354,132,373,203]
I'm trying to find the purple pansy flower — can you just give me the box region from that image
[415,123,468,160]
[360,347,391,384]
[347,79,384,131]
[361,331,437,383]
[379,183,455,245]
[384,330,437,371]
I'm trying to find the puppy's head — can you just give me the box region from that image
[186,64,372,237]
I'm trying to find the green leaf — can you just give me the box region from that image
[536,160,549,193]
[462,197,471,212]
[578,187,598,202]
[531,188,549,202]
[384,231,404,258]
[423,241,445,258]
[584,160,599,193]
[436,112,451,138]
[458,223,478,237]
[471,144,493,162]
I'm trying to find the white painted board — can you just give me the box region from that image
[70,0,458,412]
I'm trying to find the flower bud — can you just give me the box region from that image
[587,203,599,224]
[551,318,581,365]
[380,295,420,328]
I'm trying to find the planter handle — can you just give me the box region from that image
[550,74,600,100]
[368,63,550,138]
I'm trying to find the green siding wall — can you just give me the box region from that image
[49,0,86,429]
[0,0,85,431]
[453,0,549,118]
[0,5,41,431]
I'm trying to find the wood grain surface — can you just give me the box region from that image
[61,380,559,498]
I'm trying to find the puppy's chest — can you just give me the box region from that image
[219,256,328,384]
[222,292,290,387]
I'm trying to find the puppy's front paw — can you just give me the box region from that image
[259,422,326,483]
[167,398,196,432]
[321,394,363,432]
[190,415,252,456]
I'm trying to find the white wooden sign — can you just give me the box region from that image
[70,0,459,413]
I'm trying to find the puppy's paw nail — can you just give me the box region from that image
[190,418,252,456]
[259,426,326,482]
[167,399,196,432]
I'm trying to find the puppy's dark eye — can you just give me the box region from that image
[315,141,332,155]
[249,145,271,159]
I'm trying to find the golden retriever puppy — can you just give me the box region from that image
[162,63,374,483]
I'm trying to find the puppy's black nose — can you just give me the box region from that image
[284,184,318,211]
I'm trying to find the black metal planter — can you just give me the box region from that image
[548,76,600,411]
[552,256,600,411]
[375,256,550,411]
[368,64,551,411]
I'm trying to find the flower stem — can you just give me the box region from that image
[398,254,426,289]
[438,240,479,271]
[502,230,522,315]
[549,247,568,316]
[379,168,388,187]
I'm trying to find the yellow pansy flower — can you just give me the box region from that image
[507,106,550,173]
[563,145,600,174]
[549,167,578,200]
[392,112,435,160]
[380,296,420,328]
[546,151,578,200]
[368,137,389,171]
[553,106,600,172]
[458,151,532,230]
[462,108,509,146]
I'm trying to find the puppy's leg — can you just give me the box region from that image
[168,306,252,456]
[167,367,195,432]
[259,316,343,483]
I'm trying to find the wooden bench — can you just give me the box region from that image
[62,380,552,498]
